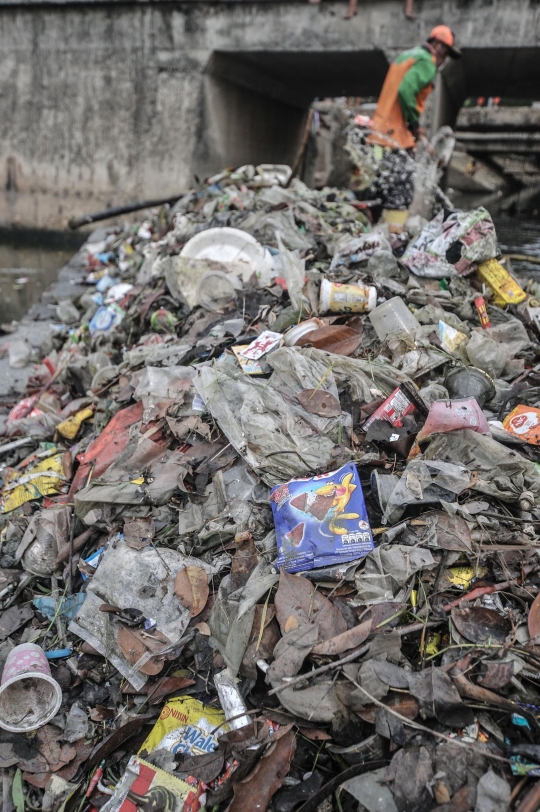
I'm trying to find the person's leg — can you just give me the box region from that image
[379,150,414,232]
[344,0,358,19]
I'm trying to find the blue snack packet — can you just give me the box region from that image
[270,462,374,573]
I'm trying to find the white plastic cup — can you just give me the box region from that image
[368,296,419,342]
[0,643,62,732]
[319,278,377,314]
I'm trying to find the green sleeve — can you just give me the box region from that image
[397,58,437,125]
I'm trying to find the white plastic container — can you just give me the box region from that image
[284,318,325,347]
[319,279,377,314]
[368,296,419,342]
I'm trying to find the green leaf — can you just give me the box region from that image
[12,768,25,812]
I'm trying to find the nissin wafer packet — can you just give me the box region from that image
[270,462,374,573]
[139,696,227,757]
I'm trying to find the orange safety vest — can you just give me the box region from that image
[369,55,435,150]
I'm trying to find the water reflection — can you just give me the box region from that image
[0,231,84,323]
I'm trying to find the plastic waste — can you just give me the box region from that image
[8,338,31,369]
[196,270,242,311]
[445,365,495,407]
[416,397,491,444]
[477,258,527,306]
[382,458,474,523]
[402,207,498,278]
[319,278,377,313]
[180,226,274,285]
[465,330,510,379]
[0,643,62,732]
[368,296,419,342]
[503,406,540,445]
[270,462,374,573]
[56,299,80,324]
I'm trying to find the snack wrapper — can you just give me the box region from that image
[503,405,540,445]
[271,462,374,573]
[101,755,193,812]
[139,696,227,757]
[1,452,66,514]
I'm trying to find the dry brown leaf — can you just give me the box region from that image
[175,566,209,617]
[296,324,363,357]
[311,618,372,656]
[451,605,511,644]
[117,626,163,675]
[284,615,299,633]
[228,729,296,812]
[298,727,332,741]
[295,389,342,417]
[274,570,347,643]
[195,621,211,635]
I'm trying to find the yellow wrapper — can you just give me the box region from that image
[446,565,487,591]
[139,696,227,757]
[56,407,94,440]
[477,258,526,306]
[1,453,66,513]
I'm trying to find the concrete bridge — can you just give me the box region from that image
[0,0,538,229]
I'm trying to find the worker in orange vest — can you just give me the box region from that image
[366,26,461,230]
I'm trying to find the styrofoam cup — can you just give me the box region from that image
[0,643,62,732]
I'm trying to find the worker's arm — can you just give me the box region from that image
[397,58,437,133]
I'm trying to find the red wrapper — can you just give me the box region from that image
[474,296,491,329]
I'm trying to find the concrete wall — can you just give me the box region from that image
[0,0,538,228]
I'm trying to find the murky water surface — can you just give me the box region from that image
[0,231,84,323]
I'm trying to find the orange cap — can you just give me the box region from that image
[428,25,461,58]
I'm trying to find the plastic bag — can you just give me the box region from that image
[402,207,497,278]
[465,330,510,379]
[9,339,31,369]
[424,428,540,504]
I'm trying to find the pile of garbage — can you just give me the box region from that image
[2,162,540,812]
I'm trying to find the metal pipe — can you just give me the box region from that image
[68,193,185,229]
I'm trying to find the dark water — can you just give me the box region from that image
[0,230,84,323]
[449,187,540,280]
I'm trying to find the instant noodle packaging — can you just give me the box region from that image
[101,755,194,812]
[503,405,540,445]
[140,696,227,757]
[270,462,374,573]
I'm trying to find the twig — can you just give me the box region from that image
[442,564,537,611]
[341,672,510,764]
[267,642,371,696]
[51,574,67,648]
[67,514,76,596]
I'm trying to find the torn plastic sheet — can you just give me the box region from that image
[16,505,71,576]
[68,538,228,690]
[209,558,278,676]
[133,365,196,422]
[354,544,437,604]
[195,346,412,485]
[382,459,474,524]
[178,461,270,547]
[74,441,190,522]
[69,401,143,497]
[424,428,540,504]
